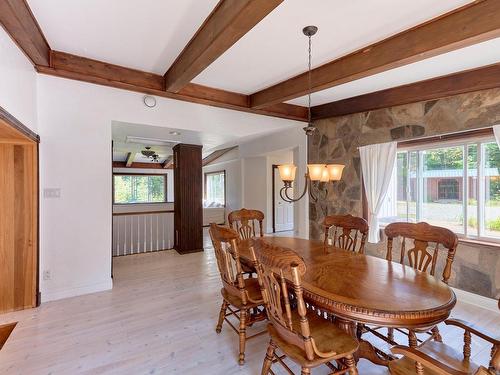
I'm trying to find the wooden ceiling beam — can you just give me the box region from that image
[125,152,135,167]
[113,161,171,170]
[202,146,238,167]
[250,0,500,109]
[37,51,307,122]
[311,62,500,119]
[164,0,283,92]
[0,0,50,66]
[162,156,173,169]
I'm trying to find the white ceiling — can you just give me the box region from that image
[27,0,219,74]
[288,37,500,106]
[27,0,500,109]
[112,121,240,159]
[193,0,474,94]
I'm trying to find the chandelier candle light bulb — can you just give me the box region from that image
[278,164,297,182]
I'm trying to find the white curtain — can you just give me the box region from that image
[360,141,397,243]
[493,125,500,148]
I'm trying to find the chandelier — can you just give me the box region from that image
[277,26,345,203]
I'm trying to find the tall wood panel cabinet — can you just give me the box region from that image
[0,110,39,314]
[173,144,203,253]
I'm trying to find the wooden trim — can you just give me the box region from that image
[0,106,39,143]
[36,53,307,122]
[125,152,135,167]
[250,0,500,108]
[164,0,283,92]
[202,146,237,166]
[113,210,174,216]
[162,155,173,169]
[397,127,494,148]
[458,237,500,249]
[112,161,172,169]
[312,63,500,119]
[0,0,50,66]
[204,170,226,207]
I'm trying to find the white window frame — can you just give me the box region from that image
[380,134,500,244]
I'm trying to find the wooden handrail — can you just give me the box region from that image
[113,210,174,216]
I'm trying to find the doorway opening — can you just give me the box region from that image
[272,164,294,233]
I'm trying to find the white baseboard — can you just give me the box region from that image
[452,287,499,313]
[41,278,113,303]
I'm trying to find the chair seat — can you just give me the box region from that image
[389,341,479,375]
[220,277,263,308]
[268,312,359,368]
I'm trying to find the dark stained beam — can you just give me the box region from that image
[113,161,171,170]
[125,152,135,167]
[0,0,50,66]
[311,63,500,119]
[202,146,238,167]
[250,0,500,109]
[164,0,283,92]
[162,156,173,169]
[36,52,307,122]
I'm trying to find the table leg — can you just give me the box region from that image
[336,317,390,367]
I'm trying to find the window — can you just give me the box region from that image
[379,137,500,241]
[438,179,459,200]
[204,171,225,206]
[113,174,167,204]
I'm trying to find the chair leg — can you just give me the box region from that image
[216,300,228,334]
[345,355,358,375]
[238,308,247,365]
[431,326,442,342]
[261,340,276,375]
[409,330,418,348]
[300,367,311,375]
[387,327,394,342]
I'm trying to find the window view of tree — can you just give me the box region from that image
[114,175,166,204]
[204,171,225,206]
[380,139,500,240]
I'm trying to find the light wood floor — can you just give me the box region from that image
[0,231,498,374]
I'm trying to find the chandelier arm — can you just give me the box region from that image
[280,175,310,203]
[308,179,318,202]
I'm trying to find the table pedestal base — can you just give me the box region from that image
[336,317,390,367]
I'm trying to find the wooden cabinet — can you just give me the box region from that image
[173,144,203,253]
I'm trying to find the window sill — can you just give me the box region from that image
[458,238,500,249]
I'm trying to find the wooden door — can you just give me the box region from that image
[0,118,38,314]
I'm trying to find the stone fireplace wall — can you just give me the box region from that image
[308,87,500,299]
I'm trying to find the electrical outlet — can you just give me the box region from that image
[43,270,51,281]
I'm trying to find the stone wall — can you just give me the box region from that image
[308,87,500,299]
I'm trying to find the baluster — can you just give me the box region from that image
[463,330,471,361]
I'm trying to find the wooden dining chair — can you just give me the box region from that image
[249,242,359,375]
[389,313,500,375]
[323,214,369,253]
[228,208,265,239]
[368,222,459,348]
[209,223,267,365]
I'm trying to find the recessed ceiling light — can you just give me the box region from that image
[169,131,181,136]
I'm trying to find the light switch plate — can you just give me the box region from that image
[44,188,61,198]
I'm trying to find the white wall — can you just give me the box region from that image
[239,127,309,238]
[36,74,301,302]
[202,148,242,213]
[0,28,37,131]
[242,157,268,229]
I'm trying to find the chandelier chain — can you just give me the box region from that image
[307,34,312,124]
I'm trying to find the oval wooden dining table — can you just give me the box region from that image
[237,236,457,366]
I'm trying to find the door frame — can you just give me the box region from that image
[0,106,40,309]
[271,164,278,233]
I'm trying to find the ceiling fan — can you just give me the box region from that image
[141,146,160,162]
